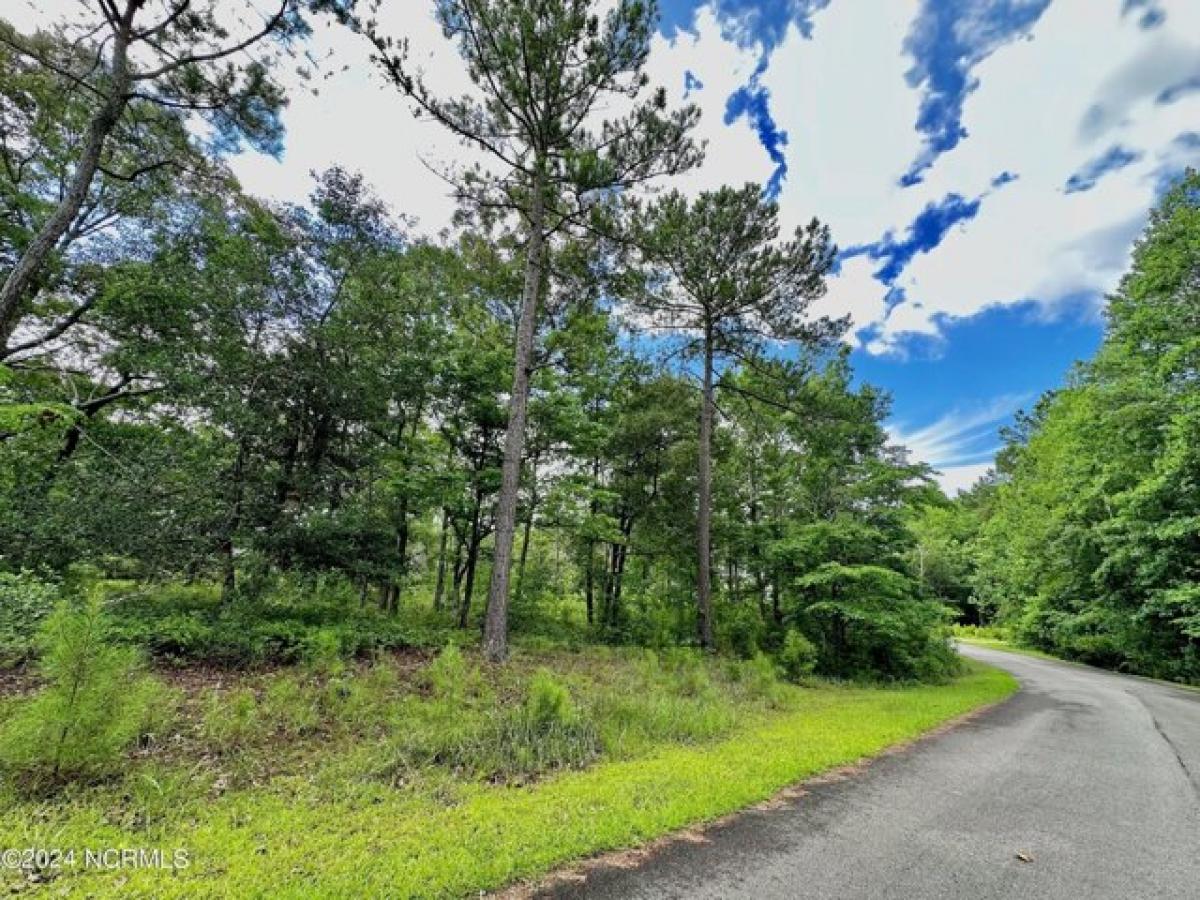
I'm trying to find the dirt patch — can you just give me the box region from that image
[0,665,40,698]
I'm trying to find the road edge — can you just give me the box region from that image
[494,673,1020,899]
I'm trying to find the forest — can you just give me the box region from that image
[0,0,1192,896]
[916,171,1200,684]
[0,0,956,683]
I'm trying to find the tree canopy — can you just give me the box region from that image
[917,170,1200,683]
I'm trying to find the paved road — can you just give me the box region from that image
[540,645,1200,900]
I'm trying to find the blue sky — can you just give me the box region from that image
[15,0,1200,492]
[643,0,1197,490]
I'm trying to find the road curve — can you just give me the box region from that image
[538,645,1200,900]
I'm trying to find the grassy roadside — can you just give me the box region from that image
[0,653,1015,898]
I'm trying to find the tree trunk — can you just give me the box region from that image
[513,452,538,605]
[601,543,614,626]
[433,508,451,611]
[514,511,534,605]
[449,535,465,614]
[611,517,633,626]
[584,543,595,626]
[0,28,132,349]
[483,171,546,662]
[388,494,409,613]
[459,487,484,629]
[459,537,479,630]
[696,326,716,649]
[584,455,600,626]
[219,439,249,604]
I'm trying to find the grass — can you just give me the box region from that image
[0,648,1015,898]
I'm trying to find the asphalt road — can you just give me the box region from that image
[538,644,1200,900]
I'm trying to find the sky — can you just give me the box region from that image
[11,0,1200,492]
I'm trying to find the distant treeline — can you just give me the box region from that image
[917,171,1200,683]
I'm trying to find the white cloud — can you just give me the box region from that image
[888,391,1027,468]
[887,393,1030,492]
[875,0,1200,348]
[225,3,486,234]
[644,7,776,196]
[762,0,928,242]
[814,254,891,343]
[933,462,995,495]
[671,0,1200,354]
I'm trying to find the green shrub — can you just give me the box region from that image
[303,627,345,674]
[798,564,961,681]
[423,644,476,702]
[523,669,577,729]
[102,578,452,667]
[717,602,763,659]
[0,570,59,665]
[736,653,787,706]
[777,630,818,682]
[0,596,171,784]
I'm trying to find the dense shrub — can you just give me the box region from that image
[716,602,764,659]
[101,578,452,666]
[777,630,817,682]
[0,596,172,784]
[797,565,960,681]
[0,570,59,664]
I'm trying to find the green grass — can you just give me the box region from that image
[0,652,1015,898]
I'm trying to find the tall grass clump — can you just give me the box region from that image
[490,669,600,777]
[385,664,598,782]
[595,649,737,756]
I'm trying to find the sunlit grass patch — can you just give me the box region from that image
[0,653,1014,898]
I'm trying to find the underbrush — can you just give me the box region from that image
[99,577,456,666]
[0,655,1016,898]
[0,582,1019,897]
[0,634,792,801]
